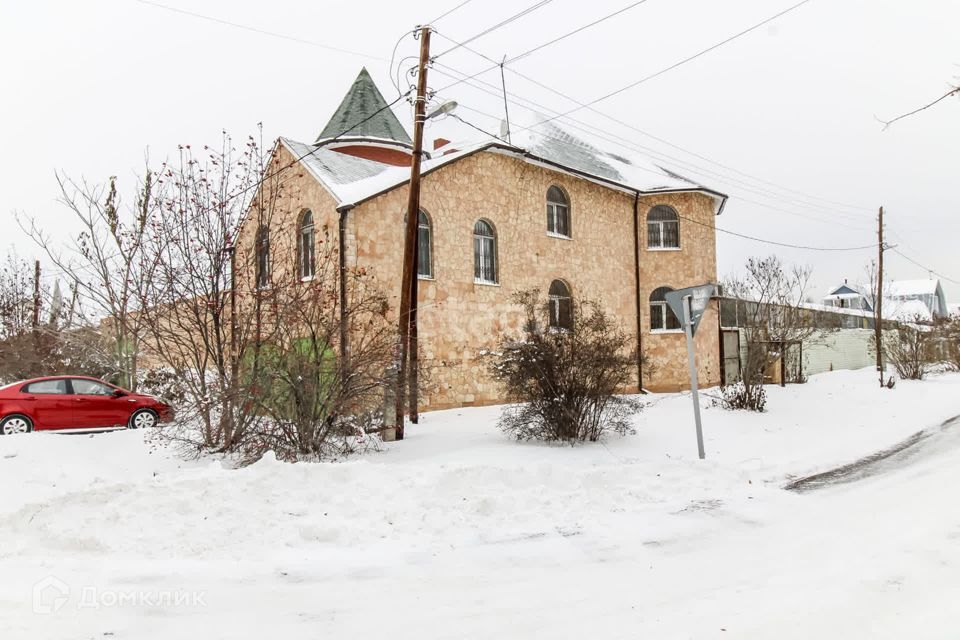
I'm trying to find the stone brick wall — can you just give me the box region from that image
[348,150,722,408]
[234,144,343,289]
[233,145,722,410]
[636,192,722,392]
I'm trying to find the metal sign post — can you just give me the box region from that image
[665,284,716,461]
[682,295,706,460]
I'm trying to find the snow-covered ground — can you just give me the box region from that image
[2,368,960,639]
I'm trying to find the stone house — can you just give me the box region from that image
[234,69,729,410]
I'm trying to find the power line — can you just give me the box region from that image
[500,66,872,214]
[433,0,556,59]
[132,0,388,61]
[890,249,960,285]
[431,64,874,231]
[506,0,652,65]
[431,4,872,216]
[432,63,871,227]
[441,109,875,252]
[449,113,500,139]
[434,0,654,89]
[516,0,816,132]
[681,212,876,252]
[427,0,475,25]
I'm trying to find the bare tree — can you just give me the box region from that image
[0,252,116,382]
[237,233,394,462]
[135,133,273,452]
[18,169,157,389]
[723,256,832,410]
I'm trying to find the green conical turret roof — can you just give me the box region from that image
[316,68,412,145]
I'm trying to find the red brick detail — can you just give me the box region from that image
[332,145,411,166]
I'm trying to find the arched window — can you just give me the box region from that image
[647,205,679,249]
[417,210,433,278]
[548,279,573,330]
[546,186,570,237]
[473,219,497,284]
[650,286,681,331]
[255,226,270,289]
[297,210,316,280]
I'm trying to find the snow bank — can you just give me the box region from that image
[1,367,959,639]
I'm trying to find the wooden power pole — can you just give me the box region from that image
[876,206,884,387]
[32,259,41,331]
[394,25,431,440]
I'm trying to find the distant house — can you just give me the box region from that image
[822,281,873,311]
[948,303,960,317]
[885,279,947,321]
[822,278,947,322]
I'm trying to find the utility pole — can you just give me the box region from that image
[32,260,41,331]
[394,25,431,440]
[876,206,884,387]
[499,55,511,144]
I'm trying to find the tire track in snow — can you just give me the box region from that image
[785,414,960,492]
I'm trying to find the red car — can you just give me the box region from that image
[0,376,172,435]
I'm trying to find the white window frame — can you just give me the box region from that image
[546,187,571,239]
[255,227,271,290]
[298,211,316,281]
[647,206,681,250]
[417,210,434,280]
[650,287,682,333]
[473,220,498,285]
[548,280,573,331]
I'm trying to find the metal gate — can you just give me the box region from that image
[720,330,741,385]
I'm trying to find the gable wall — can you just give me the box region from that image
[234,144,342,289]
[348,150,721,409]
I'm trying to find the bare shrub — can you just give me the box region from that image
[489,289,640,443]
[717,381,767,412]
[886,316,935,380]
[936,314,960,372]
[238,265,395,463]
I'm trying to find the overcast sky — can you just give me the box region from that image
[1,0,958,299]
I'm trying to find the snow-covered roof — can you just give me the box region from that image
[281,138,392,203]
[825,283,864,298]
[948,303,960,317]
[886,279,941,297]
[886,298,934,323]
[282,113,727,212]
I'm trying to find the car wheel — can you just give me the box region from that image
[1,414,33,435]
[129,409,157,430]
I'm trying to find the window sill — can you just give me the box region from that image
[650,328,684,335]
[300,275,315,283]
[647,247,681,252]
[546,232,572,241]
[417,274,435,281]
[474,279,500,287]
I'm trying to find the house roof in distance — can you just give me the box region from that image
[316,68,412,145]
[886,279,941,297]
